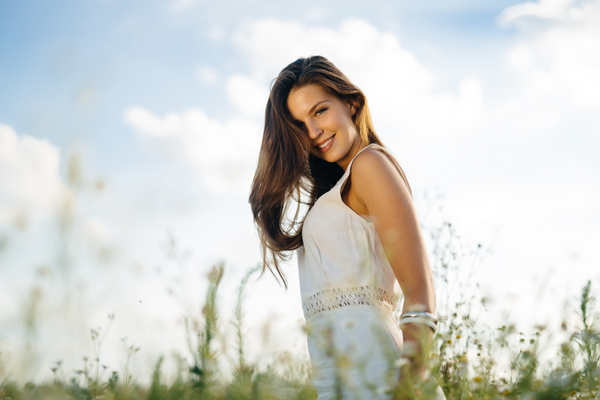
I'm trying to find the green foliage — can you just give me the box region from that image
[188,263,224,397]
[1,175,598,400]
[2,265,599,399]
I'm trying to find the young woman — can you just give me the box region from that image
[250,56,445,399]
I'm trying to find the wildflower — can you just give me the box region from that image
[501,388,511,395]
[473,376,482,382]
[446,339,452,344]
[456,334,461,339]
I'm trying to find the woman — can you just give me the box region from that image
[250,56,445,399]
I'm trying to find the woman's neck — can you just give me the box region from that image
[337,139,367,172]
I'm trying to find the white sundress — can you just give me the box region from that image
[297,144,446,400]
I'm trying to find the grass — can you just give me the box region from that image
[0,157,598,399]
[1,260,599,399]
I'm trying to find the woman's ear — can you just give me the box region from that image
[349,101,357,116]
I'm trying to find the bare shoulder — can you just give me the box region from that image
[350,146,411,203]
[352,147,397,174]
[351,147,405,187]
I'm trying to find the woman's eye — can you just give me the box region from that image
[315,107,327,117]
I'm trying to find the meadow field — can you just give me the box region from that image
[1,167,598,400]
[1,264,599,399]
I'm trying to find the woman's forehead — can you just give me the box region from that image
[287,84,333,118]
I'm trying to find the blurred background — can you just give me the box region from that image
[1,0,599,385]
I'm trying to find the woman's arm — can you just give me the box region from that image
[349,148,436,393]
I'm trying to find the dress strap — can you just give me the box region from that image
[339,143,413,199]
[342,143,377,177]
[336,143,376,189]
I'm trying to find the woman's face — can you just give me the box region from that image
[287,84,363,171]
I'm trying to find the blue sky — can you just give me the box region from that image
[1,0,600,383]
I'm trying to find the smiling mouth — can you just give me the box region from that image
[315,134,335,149]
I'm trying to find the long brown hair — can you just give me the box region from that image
[249,55,406,288]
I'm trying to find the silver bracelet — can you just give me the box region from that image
[400,311,438,324]
[399,317,437,333]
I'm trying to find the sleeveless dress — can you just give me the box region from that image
[297,144,446,400]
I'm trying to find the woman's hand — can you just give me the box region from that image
[394,323,434,399]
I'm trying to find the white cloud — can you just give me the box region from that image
[134,13,599,198]
[226,74,269,118]
[124,107,261,194]
[499,0,583,24]
[130,18,487,195]
[137,18,486,195]
[0,123,68,226]
[0,122,114,246]
[124,106,181,139]
[230,18,485,139]
[500,0,600,109]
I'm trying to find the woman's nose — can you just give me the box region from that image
[306,121,322,139]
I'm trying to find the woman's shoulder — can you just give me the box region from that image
[351,145,398,177]
[350,145,411,198]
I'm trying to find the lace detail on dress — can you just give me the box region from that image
[302,285,400,319]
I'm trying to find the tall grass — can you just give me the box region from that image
[1,261,599,399]
[0,156,598,399]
